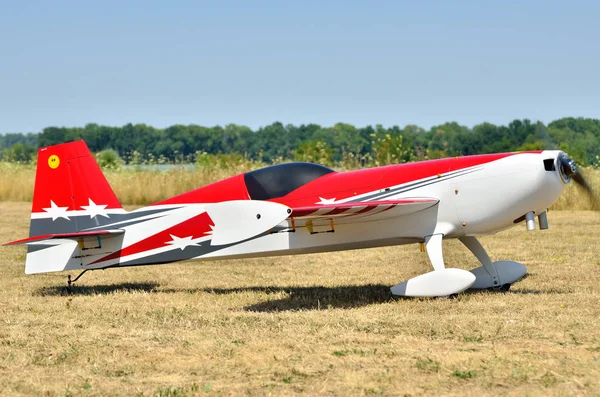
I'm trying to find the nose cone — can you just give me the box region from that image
[206,200,291,246]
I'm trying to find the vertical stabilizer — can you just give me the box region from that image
[30,140,125,237]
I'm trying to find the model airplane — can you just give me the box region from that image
[3,140,593,296]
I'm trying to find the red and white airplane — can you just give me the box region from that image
[4,140,591,297]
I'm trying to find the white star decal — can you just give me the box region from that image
[165,235,200,250]
[42,200,70,221]
[315,197,337,205]
[80,199,109,219]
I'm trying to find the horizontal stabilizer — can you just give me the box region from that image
[3,229,124,246]
[206,200,291,246]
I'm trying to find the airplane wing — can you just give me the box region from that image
[288,198,438,224]
[3,229,125,246]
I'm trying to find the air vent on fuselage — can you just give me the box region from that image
[543,159,555,171]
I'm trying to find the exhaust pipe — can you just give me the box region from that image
[525,211,536,231]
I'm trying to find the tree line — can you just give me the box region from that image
[1,117,599,167]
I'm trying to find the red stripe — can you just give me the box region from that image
[353,205,378,215]
[91,212,214,264]
[290,209,319,217]
[291,199,436,216]
[324,207,352,216]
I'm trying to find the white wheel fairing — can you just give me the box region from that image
[390,269,476,297]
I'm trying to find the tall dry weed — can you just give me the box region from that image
[0,162,35,202]
[104,167,242,205]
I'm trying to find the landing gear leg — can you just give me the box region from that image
[66,269,89,293]
[459,236,526,290]
[390,234,476,297]
[425,234,445,271]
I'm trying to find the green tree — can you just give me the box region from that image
[293,141,334,166]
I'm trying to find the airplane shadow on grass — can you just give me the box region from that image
[35,282,161,296]
[35,282,395,310]
[209,284,395,312]
[231,285,565,312]
[35,280,563,312]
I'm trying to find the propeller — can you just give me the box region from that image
[557,153,599,210]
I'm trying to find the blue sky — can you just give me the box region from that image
[1,0,598,134]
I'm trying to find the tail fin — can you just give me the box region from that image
[30,140,125,237]
[2,141,127,274]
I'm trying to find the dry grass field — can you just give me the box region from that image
[0,202,599,396]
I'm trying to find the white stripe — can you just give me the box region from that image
[30,209,127,219]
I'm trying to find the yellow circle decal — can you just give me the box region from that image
[48,155,60,169]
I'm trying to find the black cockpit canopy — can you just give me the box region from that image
[244,162,334,200]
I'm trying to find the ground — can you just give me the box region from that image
[0,202,599,396]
